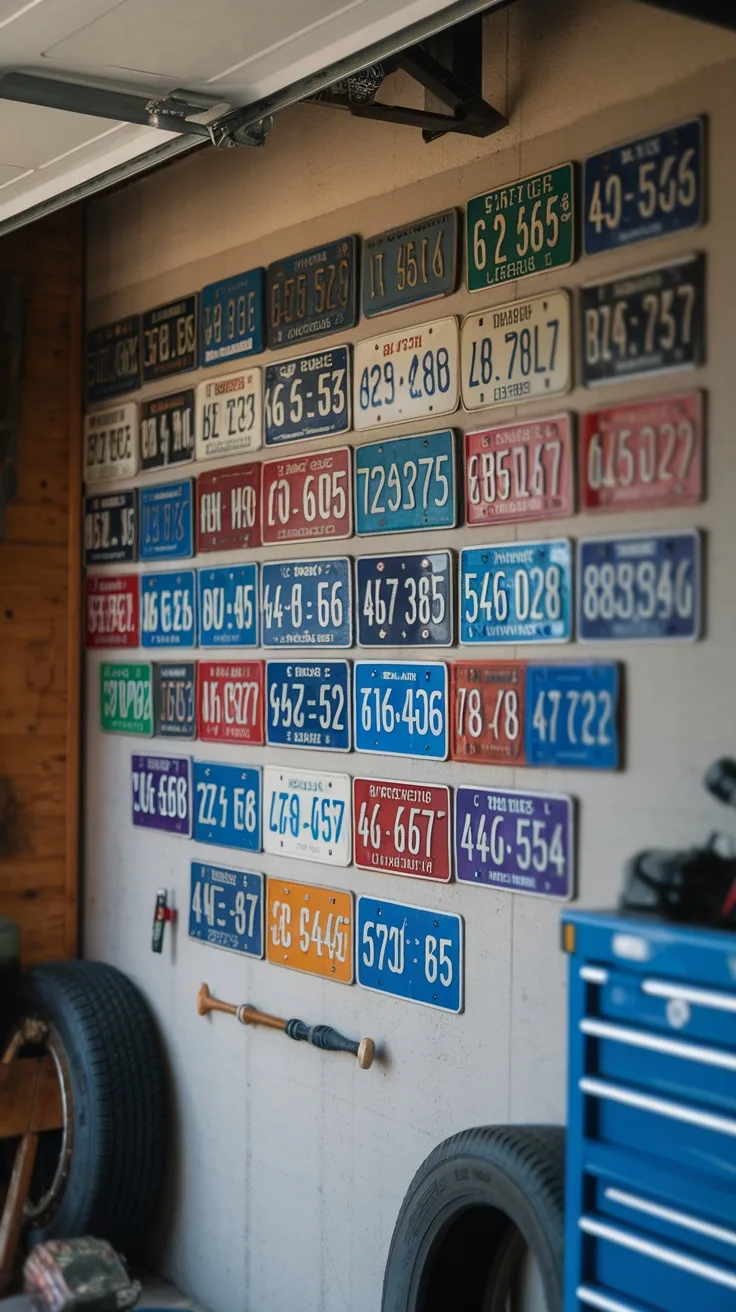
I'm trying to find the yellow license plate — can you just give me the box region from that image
[266,878,354,983]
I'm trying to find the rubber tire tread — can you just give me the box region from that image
[381,1124,565,1312]
[18,960,167,1254]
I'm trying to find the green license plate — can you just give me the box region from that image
[466,163,575,292]
[100,662,153,735]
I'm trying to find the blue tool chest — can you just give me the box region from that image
[562,909,736,1312]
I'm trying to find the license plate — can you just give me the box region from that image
[362,209,458,317]
[86,316,140,402]
[460,539,573,644]
[153,662,197,739]
[266,235,358,350]
[84,404,139,483]
[85,575,139,648]
[197,564,259,648]
[198,660,264,744]
[354,661,448,760]
[84,491,137,565]
[578,530,701,642]
[189,864,264,958]
[140,570,196,648]
[455,785,574,900]
[263,766,351,866]
[461,290,572,411]
[465,414,574,526]
[356,896,463,1013]
[132,754,192,835]
[139,479,194,561]
[580,392,703,512]
[192,761,261,851]
[194,368,262,461]
[581,252,705,386]
[354,430,457,536]
[356,550,453,648]
[261,446,352,545]
[200,268,265,366]
[264,346,351,446]
[197,463,261,552]
[352,778,451,882]
[142,294,198,382]
[353,316,459,430]
[265,659,350,752]
[525,663,620,769]
[266,878,353,983]
[466,163,575,292]
[100,662,152,735]
[451,661,526,764]
[584,118,704,256]
[140,390,195,471]
[261,556,352,649]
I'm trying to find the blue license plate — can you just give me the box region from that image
[362,209,458,317]
[356,550,453,647]
[200,268,265,367]
[141,570,196,648]
[354,430,457,536]
[84,490,137,565]
[153,661,196,739]
[189,862,264,957]
[192,760,261,851]
[261,556,352,649]
[578,530,701,642]
[455,785,574,900]
[197,564,259,648]
[354,661,448,760]
[584,118,704,256]
[139,479,194,561]
[266,660,351,751]
[266,236,358,350]
[525,663,620,769]
[264,345,351,446]
[461,539,573,644]
[356,895,463,1012]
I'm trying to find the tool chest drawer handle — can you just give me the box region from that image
[579,1076,736,1137]
[580,1017,736,1071]
[603,1187,736,1250]
[579,1216,736,1290]
[577,1286,648,1312]
[581,966,609,984]
[642,979,736,1014]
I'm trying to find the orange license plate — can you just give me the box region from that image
[266,878,353,983]
[451,661,526,764]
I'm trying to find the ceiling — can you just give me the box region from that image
[0,0,481,231]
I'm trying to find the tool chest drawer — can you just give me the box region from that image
[562,910,736,1312]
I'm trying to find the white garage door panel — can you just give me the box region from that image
[0,100,122,169]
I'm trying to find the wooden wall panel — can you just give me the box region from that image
[0,206,83,963]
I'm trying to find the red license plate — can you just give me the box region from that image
[352,778,451,882]
[465,414,573,526]
[197,661,265,744]
[581,392,703,511]
[196,463,261,551]
[261,446,351,545]
[85,575,139,648]
[451,662,526,764]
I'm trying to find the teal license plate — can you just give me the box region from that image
[466,164,575,292]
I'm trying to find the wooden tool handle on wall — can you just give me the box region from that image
[197,983,375,1069]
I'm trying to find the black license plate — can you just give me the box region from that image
[84,491,137,565]
[581,253,705,387]
[362,210,458,317]
[153,661,197,738]
[266,236,358,350]
[86,316,140,402]
[142,295,198,383]
[140,390,195,471]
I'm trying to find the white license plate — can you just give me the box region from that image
[461,291,571,412]
[195,367,263,461]
[263,765,351,866]
[353,316,459,430]
[84,403,139,483]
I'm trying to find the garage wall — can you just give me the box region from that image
[84,3,736,1309]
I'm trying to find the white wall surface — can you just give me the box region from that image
[84,2,736,1309]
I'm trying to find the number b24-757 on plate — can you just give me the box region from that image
[461,291,571,412]
[354,317,459,430]
[461,540,573,644]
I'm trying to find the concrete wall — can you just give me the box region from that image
[84,2,736,1308]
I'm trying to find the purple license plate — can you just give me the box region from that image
[454,784,574,900]
[131,754,192,836]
